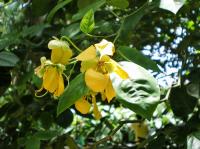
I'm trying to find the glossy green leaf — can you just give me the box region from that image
[110,62,160,120]
[47,0,72,23]
[169,86,197,119]
[57,73,89,116]
[159,0,186,14]
[118,46,160,72]
[72,0,106,21]
[80,9,95,34]
[108,0,129,9]
[0,51,19,67]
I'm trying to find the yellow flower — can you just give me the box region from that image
[48,39,73,65]
[75,94,102,120]
[35,39,72,97]
[75,97,91,114]
[43,66,64,97]
[76,39,129,102]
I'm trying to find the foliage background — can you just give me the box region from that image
[0,0,199,148]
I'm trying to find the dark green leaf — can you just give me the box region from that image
[72,0,106,21]
[31,0,53,17]
[159,0,186,14]
[25,136,40,149]
[118,46,160,72]
[21,24,50,38]
[66,135,79,149]
[108,0,129,9]
[77,0,96,9]
[61,23,80,38]
[34,130,60,140]
[47,0,72,23]
[110,62,160,120]
[57,73,89,116]
[80,9,95,34]
[0,51,19,67]
[169,86,197,119]
[119,1,158,41]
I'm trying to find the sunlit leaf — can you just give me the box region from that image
[110,62,160,120]
[159,0,186,14]
[80,9,95,34]
[57,73,89,116]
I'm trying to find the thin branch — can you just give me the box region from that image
[92,120,141,148]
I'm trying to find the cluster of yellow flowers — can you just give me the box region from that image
[35,38,129,119]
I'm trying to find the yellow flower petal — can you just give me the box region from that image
[43,67,58,93]
[94,39,115,56]
[48,40,72,65]
[75,98,91,114]
[48,39,69,51]
[51,48,72,65]
[80,59,98,72]
[54,74,64,97]
[92,96,101,120]
[76,45,96,61]
[110,59,129,79]
[85,69,109,92]
[132,121,148,142]
[105,78,116,102]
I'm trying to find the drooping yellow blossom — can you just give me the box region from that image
[35,39,73,97]
[75,94,102,119]
[74,39,129,119]
[76,39,129,102]
[75,97,91,114]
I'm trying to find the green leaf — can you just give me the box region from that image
[0,51,19,67]
[169,86,197,119]
[60,23,80,38]
[159,0,186,14]
[72,0,106,21]
[57,73,89,116]
[80,9,95,34]
[25,136,40,149]
[47,0,72,23]
[108,0,129,9]
[110,62,160,120]
[118,46,160,72]
[21,24,50,38]
[34,130,60,140]
[31,0,53,17]
[187,135,200,149]
[119,1,158,41]
[66,135,79,149]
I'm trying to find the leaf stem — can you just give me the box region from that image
[61,36,82,53]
